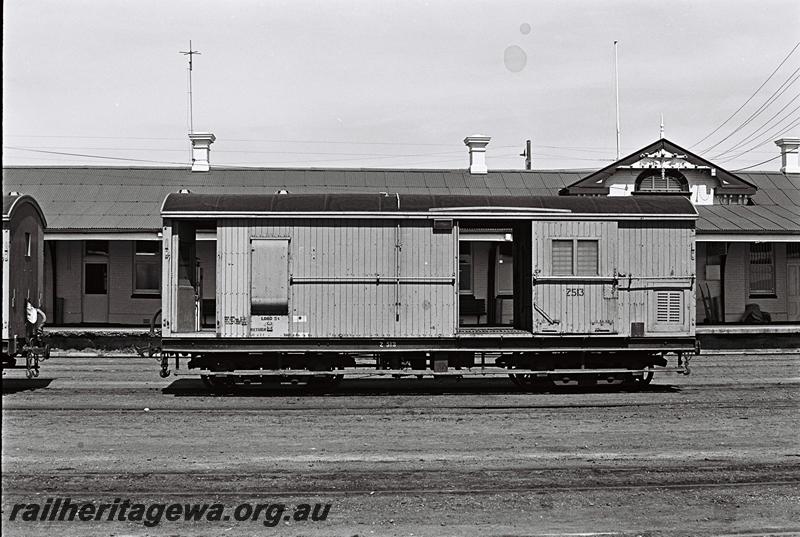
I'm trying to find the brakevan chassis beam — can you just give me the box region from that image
[158,337,698,378]
[161,336,699,353]
[172,365,690,379]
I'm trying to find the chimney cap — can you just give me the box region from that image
[464,134,491,146]
[189,132,216,143]
[775,136,800,175]
[464,134,491,174]
[774,136,800,147]
[189,131,216,172]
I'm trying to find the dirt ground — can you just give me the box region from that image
[2,352,799,536]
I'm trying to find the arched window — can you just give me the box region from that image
[635,170,689,193]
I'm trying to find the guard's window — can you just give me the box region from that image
[552,240,573,275]
[134,241,161,293]
[577,240,598,276]
[85,240,109,256]
[749,243,775,296]
[552,239,598,276]
[459,242,472,293]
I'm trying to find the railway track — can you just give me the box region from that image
[5,465,800,497]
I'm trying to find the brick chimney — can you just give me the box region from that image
[189,132,216,172]
[464,134,491,174]
[774,137,800,174]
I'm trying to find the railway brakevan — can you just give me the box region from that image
[2,194,50,377]
[155,192,699,388]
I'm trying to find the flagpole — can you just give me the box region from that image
[614,40,621,160]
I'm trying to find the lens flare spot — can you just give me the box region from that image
[503,45,527,73]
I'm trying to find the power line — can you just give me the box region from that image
[731,154,781,171]
[710,96,800,159]
[717,116,800,163]
[700,68,800,155]
[4,147,186,166]
[691,41,800,149]
[2,134,626,154]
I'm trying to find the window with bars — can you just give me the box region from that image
[134,240,161,294]
[655,291,682,324]
[551,239,599,276]
[749,243,775,296]
[635,170,689,193]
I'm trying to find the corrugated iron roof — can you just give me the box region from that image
[3,166,797,234]
[3,166,575,230]
[696,204,800,234]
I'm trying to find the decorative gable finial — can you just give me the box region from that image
[660,113,664,139]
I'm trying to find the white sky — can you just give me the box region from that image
[3,0,799,171]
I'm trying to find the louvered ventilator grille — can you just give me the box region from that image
[656,291,682,324]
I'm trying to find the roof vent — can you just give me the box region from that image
[189,132,216,172]
[464,134,491,174]
[775,137,800,174]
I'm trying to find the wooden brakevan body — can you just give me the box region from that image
[158,193,697,378]
[2,194,47,358]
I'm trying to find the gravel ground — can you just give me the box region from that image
[2,353,799,536]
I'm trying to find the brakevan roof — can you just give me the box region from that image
[161,192,698,216]
[2,166,798,234]
[2,194,47,226]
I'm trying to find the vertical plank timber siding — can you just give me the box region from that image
[617,221,695,336]
[532,220,618,334]
[215,218,456,339]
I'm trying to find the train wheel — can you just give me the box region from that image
[201,374,235,392]
[638,370,654,385]
[509,374,552,390]
[622,371,653,390]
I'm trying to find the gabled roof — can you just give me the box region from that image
[3,166,587,231]
[560,138,757,196]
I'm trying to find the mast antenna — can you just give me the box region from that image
[180,40,201,134]
[614,40,621,160]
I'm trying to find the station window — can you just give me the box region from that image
[459,242,472,293]
[85,240,109,256]
[749,243,775,297]
[552,239,599,276]
[134,241,161,294]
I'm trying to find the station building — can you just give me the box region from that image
[3,134,799,332]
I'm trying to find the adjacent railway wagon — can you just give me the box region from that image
[2,194,49,377]
[158,193,698,387]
